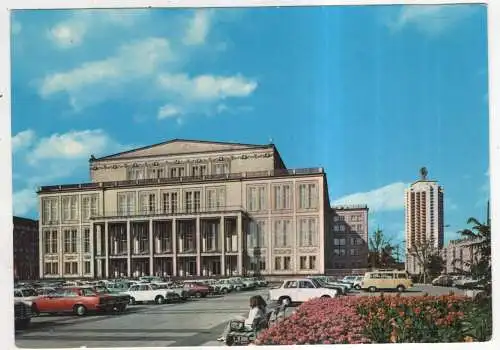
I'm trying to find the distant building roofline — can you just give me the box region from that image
[331,204,369,211]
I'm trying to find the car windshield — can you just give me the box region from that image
[22,289,38,297]
[81,288,97,296]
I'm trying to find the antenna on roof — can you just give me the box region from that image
[419,167,428,180]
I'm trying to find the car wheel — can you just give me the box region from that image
[368,286,377,293]
[279,296,291,306]
[129,297,136,305]
[225,334,235,346]
[396,285,406,293]
[235,286,242,292]
[354,285,361,290]
[74,305,87,316]
[195,292,202,298]
[155,295,165,304]
[118,304,127,312]
[222,288,229,294]
[31,304,40,317]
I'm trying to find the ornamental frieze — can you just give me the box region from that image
[273,248,292,255]
[298,247,318,254]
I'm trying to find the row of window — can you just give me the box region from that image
[247,218,319,248]
[247,183,318,211]
[43,261,92,275]
[332,224,365,233]
[332,238,365,246]
[274,255,317,271]
[333,248,362,256]
[43,228,90,255]
[333,214,365,222]
[42,195,99,225]
[126,162,230,180]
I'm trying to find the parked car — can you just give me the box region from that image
[183,282,211,298]
[309,277,347,295]
[35,287,58,296]
[432,275,454,287]
[125,283,177,304]
[268,278,338,306]
[453,277,480,289]
[352,276,364,290]
[212,280,234,294]
[14,288,39,306]
[361,270,413,293]
[91,285,130,311]
[151,282,188,301]
[31,287,116,316]
[15,301,32,330]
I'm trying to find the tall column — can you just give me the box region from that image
[149,219,154,276]
[220,216,225,276]
[127,220,131,277]
[172,219,177,276]
[104,222,109,278]
[39,228,44,278]
[237,214,243,275]
[196,217,201,276]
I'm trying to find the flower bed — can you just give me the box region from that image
[255,294,491,345]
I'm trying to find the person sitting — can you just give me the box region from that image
[217,295,266,342]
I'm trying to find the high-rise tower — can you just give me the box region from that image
[404,167,444,274]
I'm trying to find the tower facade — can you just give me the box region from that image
[404,168,444,274]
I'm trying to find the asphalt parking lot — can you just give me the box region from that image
[15,284,470,348]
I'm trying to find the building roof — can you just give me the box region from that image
[92,139,275,162]
[13,216,38,224]
[331,205,369,211]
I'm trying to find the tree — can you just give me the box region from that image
[407,237,442,284]
[453,216,491,292]
[368,228,394,268]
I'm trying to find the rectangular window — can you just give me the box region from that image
[194,191,201,212]
[213,163,229,175]
[118,192,135,216]
[71,229,77,253]
[90,196,98,217]
[62,197,70,221]
[83,228,90,253]
[139,192,156,215]
[298,183,318,210]
[259,256,266,271]
[84,261,91,274]
[170,166,185,178]
[51,230,58,253]
[44,262,58,275]
[274,257,282,270]
[299,218,317,247]
[64,230,71,253]
[273,184,291,210]
[82,197,90,220]
[273,219,291,248]
[191,165,207,177]
[283,256,291,270]
[300,256,307,269]
[350,249,359,256]
[162,192,178,214]
[309,256,316,270]
[247,186,267,211]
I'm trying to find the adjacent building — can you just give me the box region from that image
[441,238,483,274]
[327,205,369,270]
[13,216,39,280]
[38,139,332,279]
[404,168,444,274]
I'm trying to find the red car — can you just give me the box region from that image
[183,283,210,298]
[31,287,115,316]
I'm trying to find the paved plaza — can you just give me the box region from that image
[15,285,468,348]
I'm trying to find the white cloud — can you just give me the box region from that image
[158,104,183,119]
[183,10,212,46]
[157,73,257,101]
[39,37,175,108]
[49,20,86,48]
[332,182,409,212]
[28,129,125,164]
[12,129,133,215]
[12,129,35,152]
[13,188,38,216]
[390,4,479,36]
[47,10,147,49]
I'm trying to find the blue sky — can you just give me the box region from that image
[10,4,490,247]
